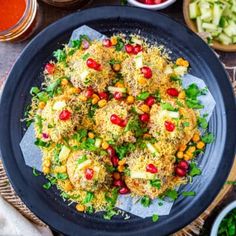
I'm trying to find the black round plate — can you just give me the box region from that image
[0,6,235,236]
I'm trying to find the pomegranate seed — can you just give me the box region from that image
[145,0,155,4]
[107,146,116,157]
[166,88,179,97]
[85,168,94,180]
[178,160,189,170]
[59,110,71,121]
[45,63,55,74]
[133,44,142,54]
[146,164,158,174]
[86,58,101,71]
[119,187,130,194]
[102,39,112,47]
[145,96,155,107]
[99,92,108,100]
[85,87,94,98]
[139,113,150,123]
[114,92,123,100]
[110,114,121,125]
[164,121,175,132]
[42,133,49,139]
[113,180,124,187]
[141,66,152,79]
[82,40,90,49]
[111,156,119,167]
[119,119,127,127]
[125,44,134,54]
[175,166,187,177]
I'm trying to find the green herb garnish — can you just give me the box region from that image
[201,133,215,144]
[189,163,202,177]
[34,138,50,148]
[82,53,90,61]
[77,155,87,164]
[32,167,40,177]
[152,214,159,222]
[150,179,161,189]
[181,191,196,197]
[53,49,66,62]
[218,209,236,236]
[137,91,150,101]
[197,116,208,129]
[43,182,52,190]
[115,37,124,51]
[140,196,152,207]
[161,102,178,112]
[83,191,94,204]
[56,173,68,180]
[165,189,178,201]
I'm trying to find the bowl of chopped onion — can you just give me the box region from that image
[127,0,176,10]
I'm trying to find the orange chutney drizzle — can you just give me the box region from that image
[0,0,26,32]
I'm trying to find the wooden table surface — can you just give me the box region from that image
[0,0,235,235]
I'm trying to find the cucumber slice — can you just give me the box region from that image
[189,2,200,19]
[217,33,232,45]
[59,145,71,162]
[232,36,236,44]
[213,3,224,25]
[223,21,236,37]
[202,22,217,32]
[211,28,222,37]
[219,16,228,28]
[108,86,126,94]
[196,17,204,33]
[95,138,102,148]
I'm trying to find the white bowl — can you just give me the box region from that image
[210,201,236,236]
[127,0,176,10]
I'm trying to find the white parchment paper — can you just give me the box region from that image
[20,26,216,218]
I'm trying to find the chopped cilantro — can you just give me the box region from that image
[109,59,121,65]
[34,138,50,148]
[182,191,196,197]
[82,53,90,61]
[137,91,150,101]
[30,87,40,95]
[189,163,202,177]
[43,182,52,190]
[77,155,87,164]
[226,181,236,185]
[37,91,48,102]
[150,179,161,189]
[161,102,178,111]
[197,116,208,129]
[170,75,182,84]
[45,79,61,97]
[201,133,215,144]
[183,121,190,127]
[83,191,94,204]
[185,84,205,109]
[115,37,124,51]
[165,189,178,201]
[32,167,40,177]
[152,214,159,222]
[73,129,87,142]
[86,205,94,214]
[103,209,117,220]
[80,138,97,151]
[56,173,68,180]
[115,143,135,159]
[53,49,66,62]
[141,196,152,207]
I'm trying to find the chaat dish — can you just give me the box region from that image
[27,34,214,220]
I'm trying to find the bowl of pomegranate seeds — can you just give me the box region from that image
[128,0,176,10]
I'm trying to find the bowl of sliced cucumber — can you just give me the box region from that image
[183,0,236,52]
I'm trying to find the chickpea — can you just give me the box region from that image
[38,101,46,109]
[76,204,85,212]
[126,95,135,104]
[98,99,107,108]
[88,132,95,139]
